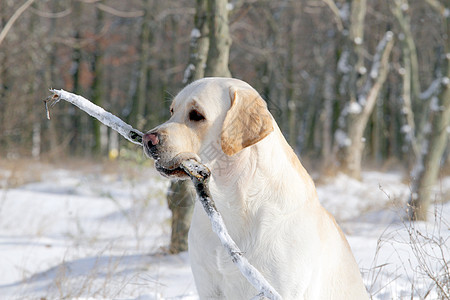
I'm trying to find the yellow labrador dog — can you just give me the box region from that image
[143,78,368,299]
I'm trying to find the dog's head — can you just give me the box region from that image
[143,78,274,179]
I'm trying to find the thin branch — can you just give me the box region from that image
[321,0,344,31]
[77,0,100,3]
[96,3,144,18]
[420,77,443,100]
[0,0,36,48]
[53,22,110,49]
[424,0,447,15]
[155,8,196,22]
[30,7,72,18]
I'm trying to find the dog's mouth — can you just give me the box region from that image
[153,152,201,179]
[142,140,200,179]
[154,161,188,178]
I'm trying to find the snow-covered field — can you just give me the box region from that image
[0,159,448,299]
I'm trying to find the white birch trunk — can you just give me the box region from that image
[341,31,394,179]
[408,2,450,220]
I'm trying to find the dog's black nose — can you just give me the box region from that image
[143,132,159,148]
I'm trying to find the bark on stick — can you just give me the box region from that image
[46,89,143,145]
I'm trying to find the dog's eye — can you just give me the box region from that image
[189,109,205,122]
[170,108,174,116]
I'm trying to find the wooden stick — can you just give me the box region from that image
[180,159,282,300]
[45,89,143,145]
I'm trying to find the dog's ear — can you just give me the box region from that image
[221,86,274,156]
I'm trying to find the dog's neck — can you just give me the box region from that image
[205,121,319,225]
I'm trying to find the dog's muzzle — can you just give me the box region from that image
[142,132,200,179]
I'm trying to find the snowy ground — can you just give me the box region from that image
[0,159,448,299]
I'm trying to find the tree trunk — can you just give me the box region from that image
[410,102,449,221]
[90,2,105,156]
[130,0,153,130]
[347,0,367,104]
[390,0,421,158]
[204,0,232,77]
[286,9,301,149]
[29,2,41,159]
[0,2,9,152]
[168,0,232,254]
[409,8,449,221]
[334,0,368,178]
[183,0,210,83]
[318,22,338,173]
[321,67,336,174]
[341,31,394,179]
[45,0,60,156]
[68,0,83,155]
[167,0,209,255]
[409,75,450,220]
[167,180,196,254]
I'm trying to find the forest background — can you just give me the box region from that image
[0,0,449,222]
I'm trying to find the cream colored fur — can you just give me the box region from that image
[146,77,369,299]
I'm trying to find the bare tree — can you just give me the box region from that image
[390,0,422,162]
[90,1,105,155]
[341,32,394,179]
[183,0,210,83]
[129,0,153,130]
[204,0,232,77]
[68,0,83,155]
[385,0,449,220]
[168,0,232,254]
[408,0,450,221]
[335,0,395,179]
[167,0,212,255]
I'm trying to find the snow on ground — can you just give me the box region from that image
[318,171,450,299]
[0,159,448,299]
